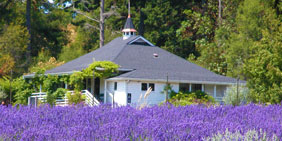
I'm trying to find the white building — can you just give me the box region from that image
[25,12,243,106]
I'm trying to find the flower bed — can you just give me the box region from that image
[0,104,281,140]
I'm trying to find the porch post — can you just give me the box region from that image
[104,80,107,104]
[189,83,192,92]
[39,84,42,93]
[214,85,217,98]
[86,78,88,90]
[35,97,37,107]
[91,77,94,94]
[65,83,68,89]
[28,97,30,105]
[202,84,204,92]
[93,70,95,106]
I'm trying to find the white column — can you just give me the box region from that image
[214,85,217,98]
[189,83,192,92]
[65,83,68,89]
[28,97,31,105]
[202,84,205,92]
[104,80,107,104]
[91,77,94,94]
[86,78,88,90]
[35,97,37,107]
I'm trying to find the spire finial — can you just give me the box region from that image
[128,0,130,18]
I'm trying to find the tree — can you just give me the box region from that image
[0,24,29,76]
[245,12,282,103]
[26,0,31,66]
[226,0,265,78]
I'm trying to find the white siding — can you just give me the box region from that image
[106,81,114,104]
[105,79,229,106]
[114,81,127,106]
[127,81,179,106]
[105,81,127,106]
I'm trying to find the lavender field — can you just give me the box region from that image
[0,104,281,140]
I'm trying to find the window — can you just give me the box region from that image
[114,82,117,91]
[131,32,134,35]
[127,93,131,104]
[149,83,155,91]
[192,84,202,91]
[141,83,155,91]
[179,83,190,92]
[141,83,147,91]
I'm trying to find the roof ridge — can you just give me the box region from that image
[112,36,140,62]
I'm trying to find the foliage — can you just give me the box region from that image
[0,104,282,140]
[53,88,67,99]
[46,88,67,106]
[66,91,85,105]
[69,71,85,91]
[0,86,7,101]
[83,61,119,78]
[204,129,278,141]
[13,78,34,105]
[168,90,215,106]
[0,54,14,76]
[161,84,175,98]
[69,61,119,91]
[29,57,64,73]
[245,15,282,104]
[43,75,60,105]
[0,24,29,75]
[223,85,249,106]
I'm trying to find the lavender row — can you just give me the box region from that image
[0,104,281,140]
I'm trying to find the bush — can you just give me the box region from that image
[223,85,249,105]
[53,88,67,99]
[66,91,85,105]
[0,86,7,101]
[168,90,215,106]
[46,88,67,106]
[13,78,34,105]
[204,129,278,141]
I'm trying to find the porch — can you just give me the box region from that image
[179,83,226,102]
[28,77,108,106]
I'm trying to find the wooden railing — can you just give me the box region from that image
[28,90,100,107]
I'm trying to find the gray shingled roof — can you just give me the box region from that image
[123,17,135,29]
[45,36,239,84]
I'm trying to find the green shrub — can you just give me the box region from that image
[53,88,67,99]
[168,90,215,106]
[223,85,249,106]
[46,88,67,106]
[13,78,34,105]
[66,91,85,105]
[0,86,7,101]
[204,129,278,141]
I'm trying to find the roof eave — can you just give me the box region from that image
[23,68,135,79]
[106,77,245,85]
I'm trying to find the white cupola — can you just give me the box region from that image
[122,0,137,40]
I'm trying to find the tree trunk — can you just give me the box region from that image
[274,0,280,15]
[26,0,31,66]
[99,0,104,48]
[218,0,222,25]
